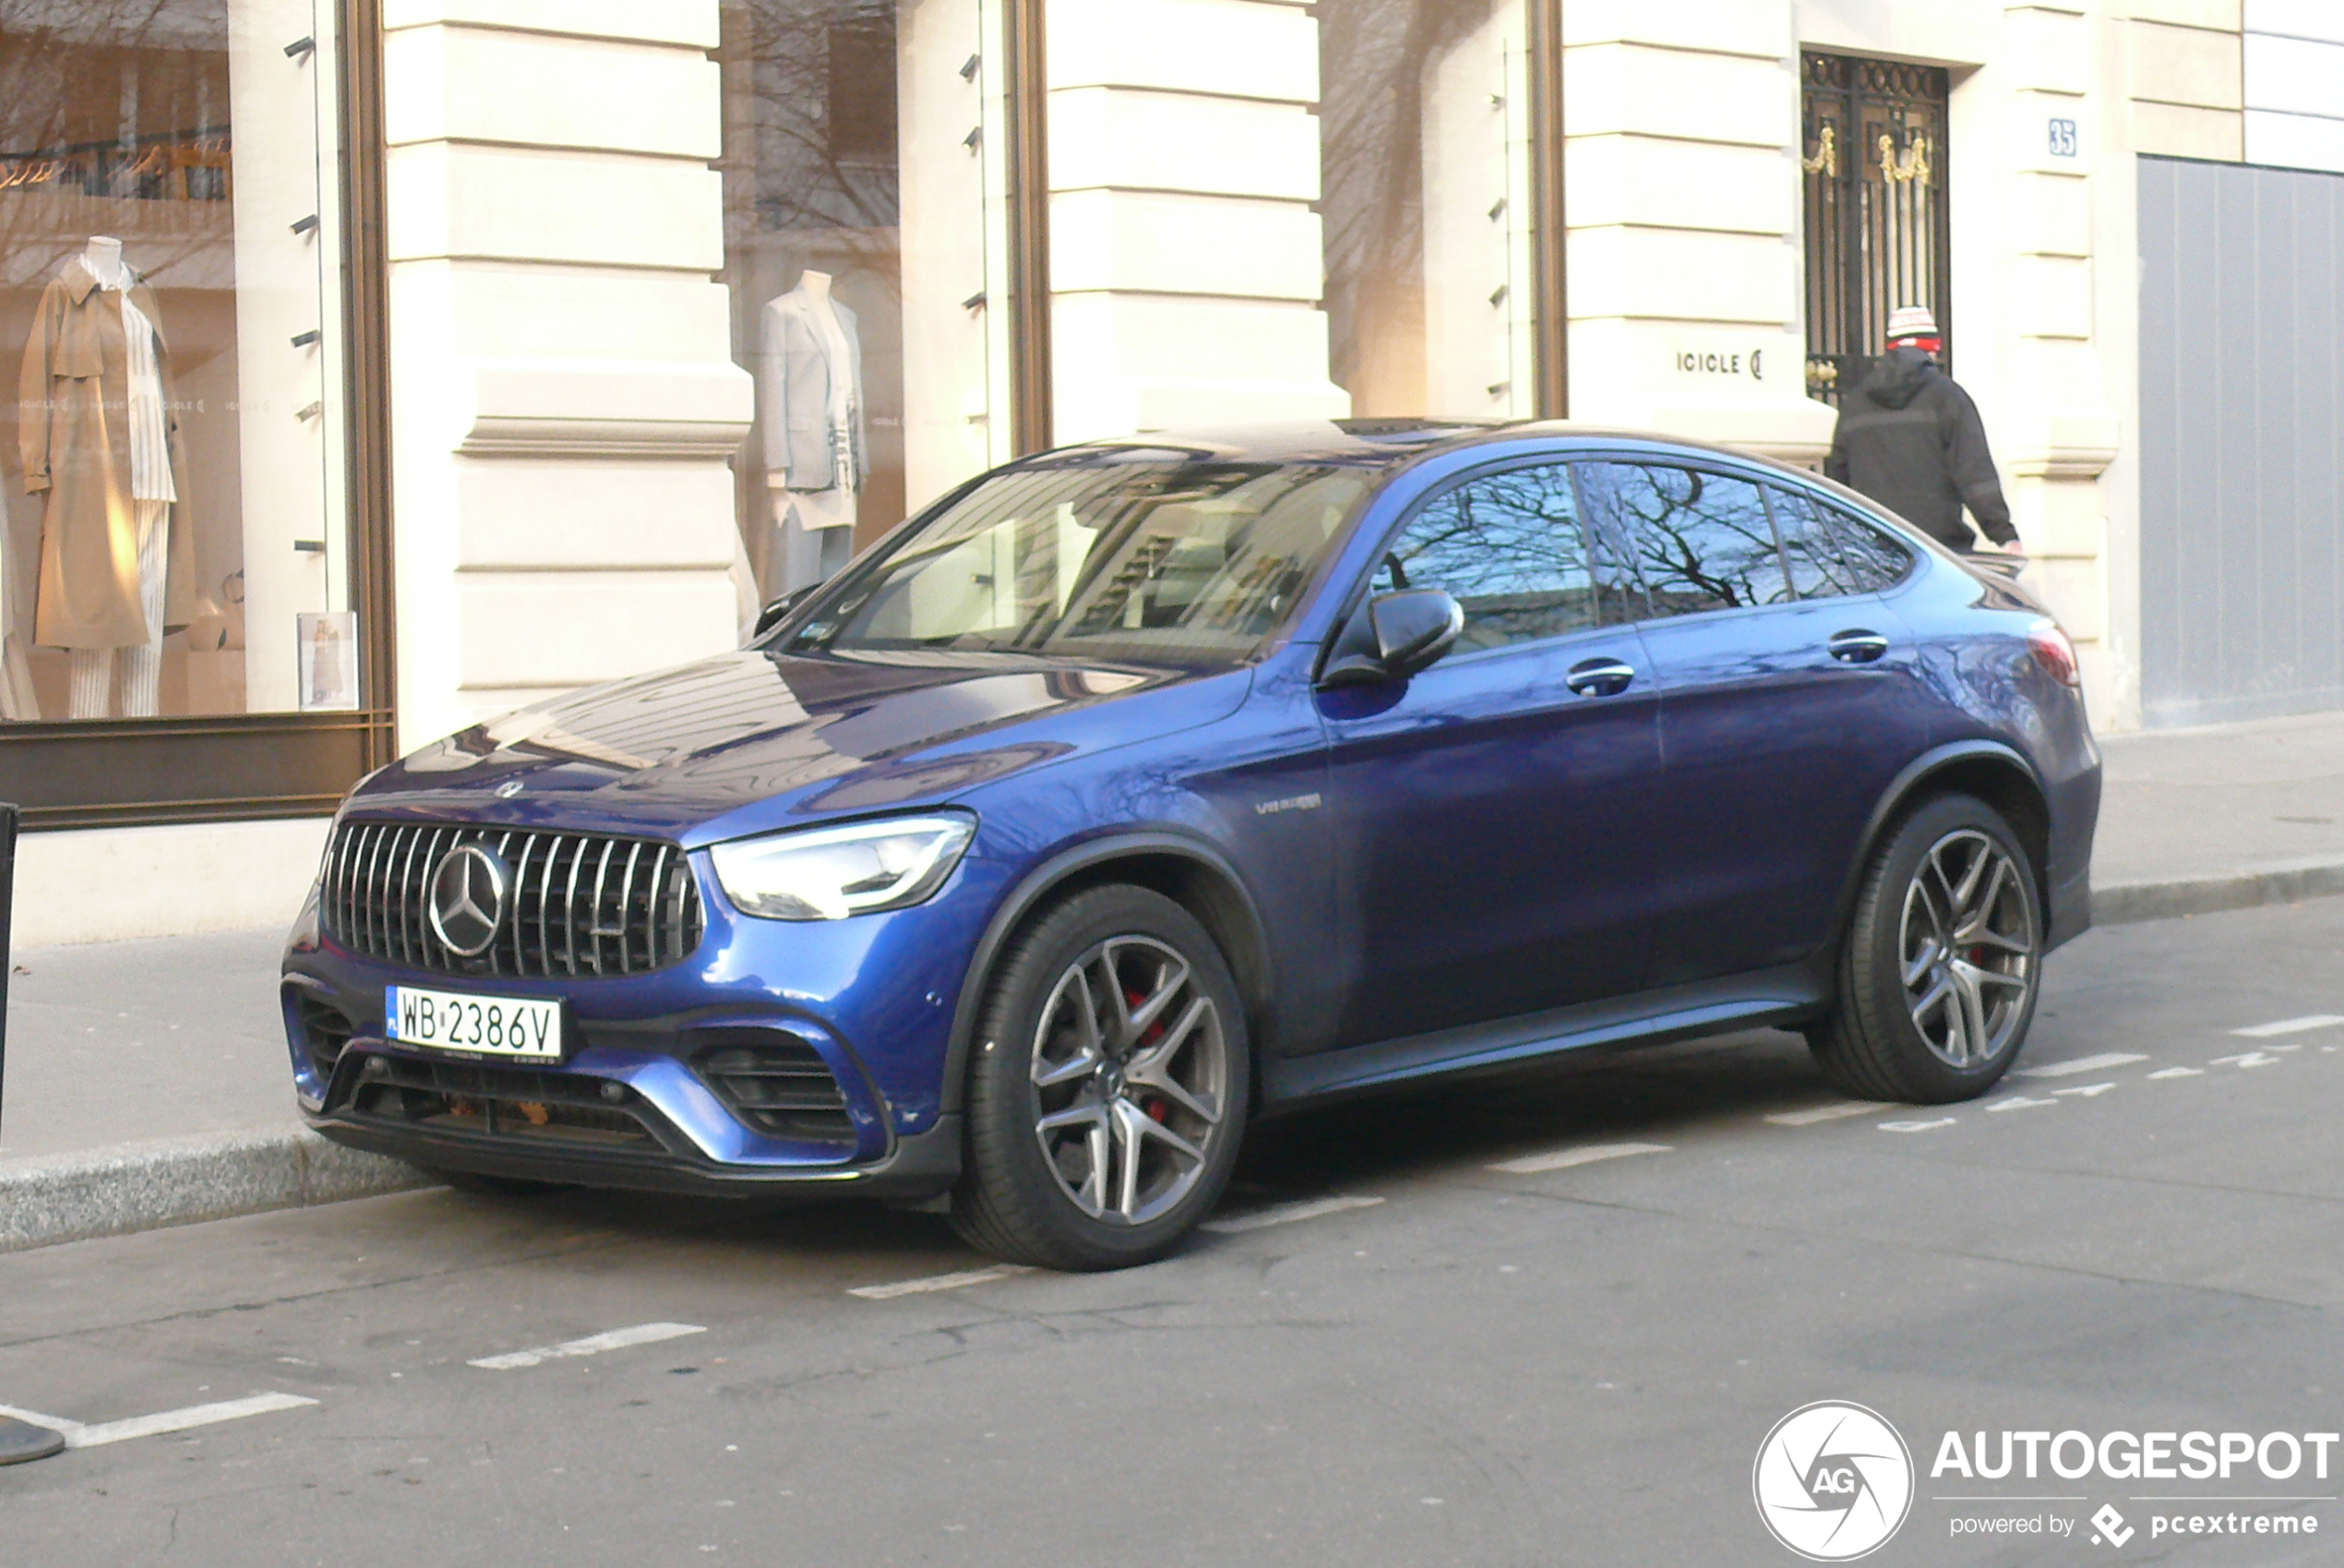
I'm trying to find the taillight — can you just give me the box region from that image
[2027,619,2081,688]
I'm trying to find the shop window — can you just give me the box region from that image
[1800,52,1952,402]
[1036,0,1549,451]
[719,0,1014,609]
[0,2,367,727]
[1321,0,1539,420]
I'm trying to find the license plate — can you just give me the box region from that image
[386,986,564,1062]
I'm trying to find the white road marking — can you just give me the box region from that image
[2147,1066,2204,1079]
[1766,1102,1896,1127]
[1985,1095,2059,1113]
[0,1393,317,1449]
[1202,1194,1387,1234]
[468,1322,705,1370]
[2052,1083,2116,1098]
[1485,1142,1673,1176]
[2016,1052,2148,1078]
[2210,1051,2281,1070]
[2232,1014,2344,1038]
[847,1265,1035,1300]
[1879,1118,1957,1132]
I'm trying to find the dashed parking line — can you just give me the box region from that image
[1201,1194,1385,1235]
[2231,1014,2344,1038]
[2147,1066,2204,1079]
[2210,1051,2282,1070]
[0,1393,317,1449]
[2016,1052,2148,1078]
[1766,1101,1896,1127]
[2052,1083,2116,1098]
[1486,1143,1672,1176]
[468,1322,705,1370]
[1985,1095,2059,1113]
[1879,1118,1956,1132]
[847,1265,1035,1300]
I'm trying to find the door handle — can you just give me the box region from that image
[1566,657,1637,697]
[1827,629,1890,664]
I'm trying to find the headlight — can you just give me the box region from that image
[711,813,976,921]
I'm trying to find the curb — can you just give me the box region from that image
[0,1128,428,1254]
[2094,857,2344,928]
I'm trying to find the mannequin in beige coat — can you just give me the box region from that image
[18,248,195,656]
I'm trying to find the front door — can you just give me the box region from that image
[1317,459,1668,1051]
[1576,459,1935,986]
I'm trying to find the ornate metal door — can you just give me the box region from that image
[1800,52,1951,403]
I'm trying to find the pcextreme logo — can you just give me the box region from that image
[1754,1402,1917,1561]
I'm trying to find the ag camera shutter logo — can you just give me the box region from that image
[1754,1401,1915,1561]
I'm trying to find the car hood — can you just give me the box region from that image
[351,647,1246,845]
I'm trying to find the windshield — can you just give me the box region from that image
[783,449,1380,665]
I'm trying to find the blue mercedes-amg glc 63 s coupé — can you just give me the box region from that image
[283,421,2099,1269]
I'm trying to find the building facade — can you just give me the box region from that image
[1,0,2335,942]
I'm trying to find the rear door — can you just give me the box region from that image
[1575,459,1933,984]
[1316,459,1668,1049]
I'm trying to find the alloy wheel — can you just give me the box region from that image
[1029,935,1228,1227]
[1897,829,2038,1068]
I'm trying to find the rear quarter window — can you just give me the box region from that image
[1767,485,1915,596]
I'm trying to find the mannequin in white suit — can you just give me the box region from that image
[759,270,868,595]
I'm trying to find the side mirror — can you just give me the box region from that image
[752,584,819,640]
[1320,588,1465,687]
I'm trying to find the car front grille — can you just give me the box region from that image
[324,820,704,979]
[332,1054,683,1153]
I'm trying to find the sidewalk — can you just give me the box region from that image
[0,928,426,1249]
[2092,708,2344,918]
[6,706,2342,1250]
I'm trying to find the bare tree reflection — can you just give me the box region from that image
[1578,462,1794,614]
[1769,485,1915,597]
[1377,462,1623,648]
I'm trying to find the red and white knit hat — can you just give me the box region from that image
[1885,305,1940,344]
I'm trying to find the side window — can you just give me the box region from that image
[1819,499,1916,592]
[1371,463,1618,652]
[1770,486,1915,596]
[1768,485,1858,599]
[1576,461,1792,616]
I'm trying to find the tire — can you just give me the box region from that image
[1807,793,2044,1105]
[951,885,1250,1271]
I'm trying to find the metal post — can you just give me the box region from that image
[0,801,66,1465]
[1526,0,1568,420]
[1003,0,1053,456]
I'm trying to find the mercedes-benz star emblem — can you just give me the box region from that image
[427,844,511,957]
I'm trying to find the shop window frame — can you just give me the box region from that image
[0,0,397,832]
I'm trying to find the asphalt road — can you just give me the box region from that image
[3,898,2342,1567]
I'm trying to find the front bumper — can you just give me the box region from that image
[307,1102,963,1201]
[281,841,1018,1203]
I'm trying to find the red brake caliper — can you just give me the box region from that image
[1129,987,1172,1121]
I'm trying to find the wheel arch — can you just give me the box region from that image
[1837,741,2053,941]
[939,834,1277,1119]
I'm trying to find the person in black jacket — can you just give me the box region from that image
[1824,305,2019,554]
